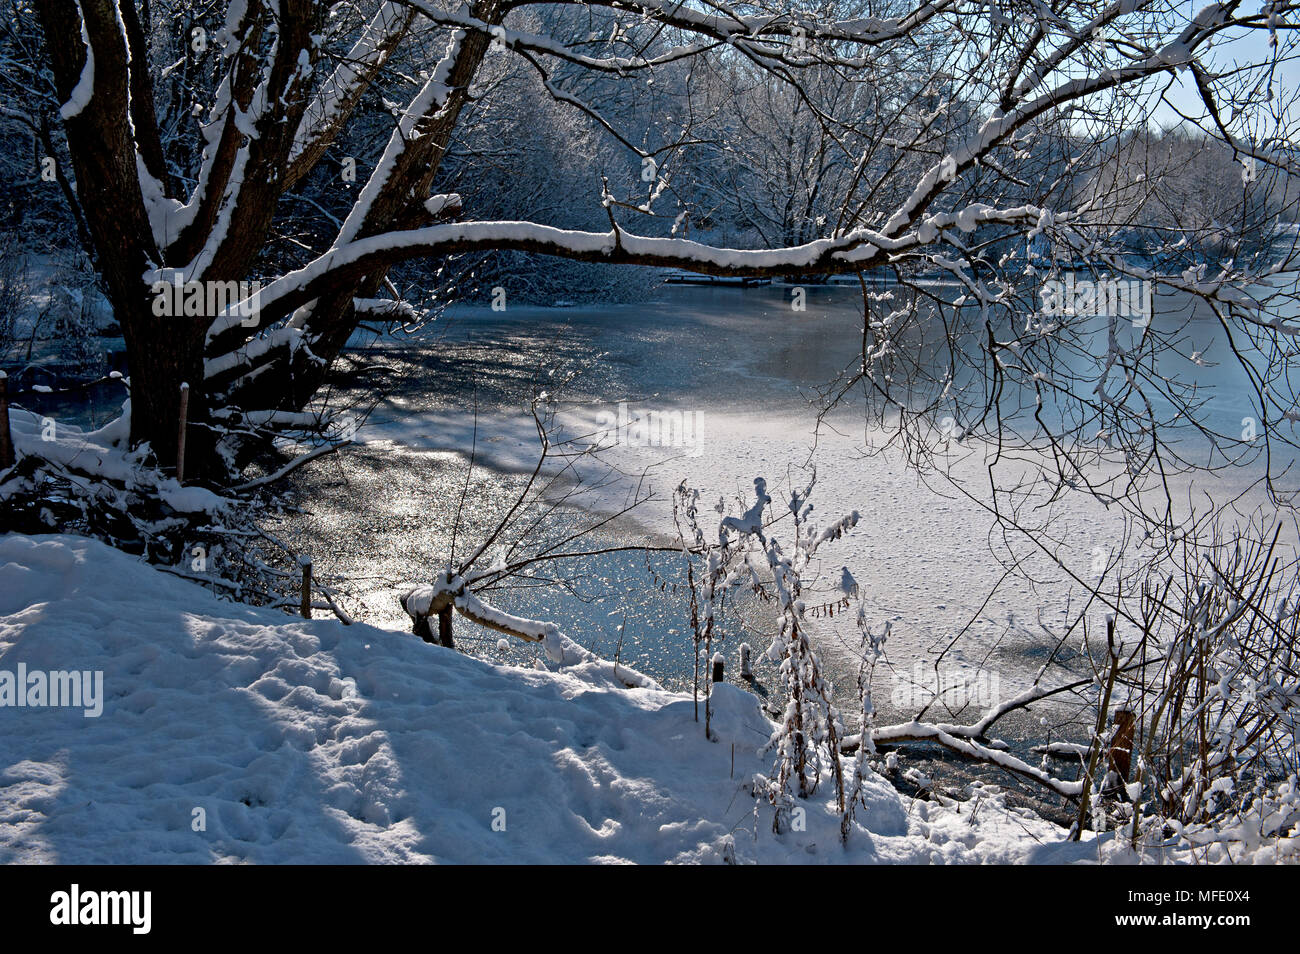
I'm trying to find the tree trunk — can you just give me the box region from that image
[119,307,212,477]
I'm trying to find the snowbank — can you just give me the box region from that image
[0,533,1099,864]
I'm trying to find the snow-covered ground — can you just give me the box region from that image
[0,532,1113,864]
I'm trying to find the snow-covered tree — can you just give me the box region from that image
[3,0,1295,498]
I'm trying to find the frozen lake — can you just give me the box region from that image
[262,280,1293,745]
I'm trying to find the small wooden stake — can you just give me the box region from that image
[1108,708,1137,784]
[0,371,13,470]
[711,654,724,684]
[300,558,312,619]
[176,382,190,484]
[739,643,753,681]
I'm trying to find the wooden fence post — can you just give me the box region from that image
[176,382,190,484]
[300,558,312,619]
[1108,708,1137,784]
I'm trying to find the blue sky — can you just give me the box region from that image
[1153,8,1300,127]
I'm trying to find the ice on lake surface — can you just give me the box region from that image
[257,283,1290,740]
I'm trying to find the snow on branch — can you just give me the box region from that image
[400,575,658,688]
[287,1,416,179]
[353,297,420,322]
[509,0,959,53]
[333,29,465,249]
[2,406,228,516]
[58,0,94,120]
[869,721,1085,798]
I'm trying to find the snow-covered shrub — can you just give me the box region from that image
[672,482,733,736]
[843,609,890,843]
[0,401,358,619]
[751,476,858,831]
[1075,529,1300,857]
[676,473,862,835]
